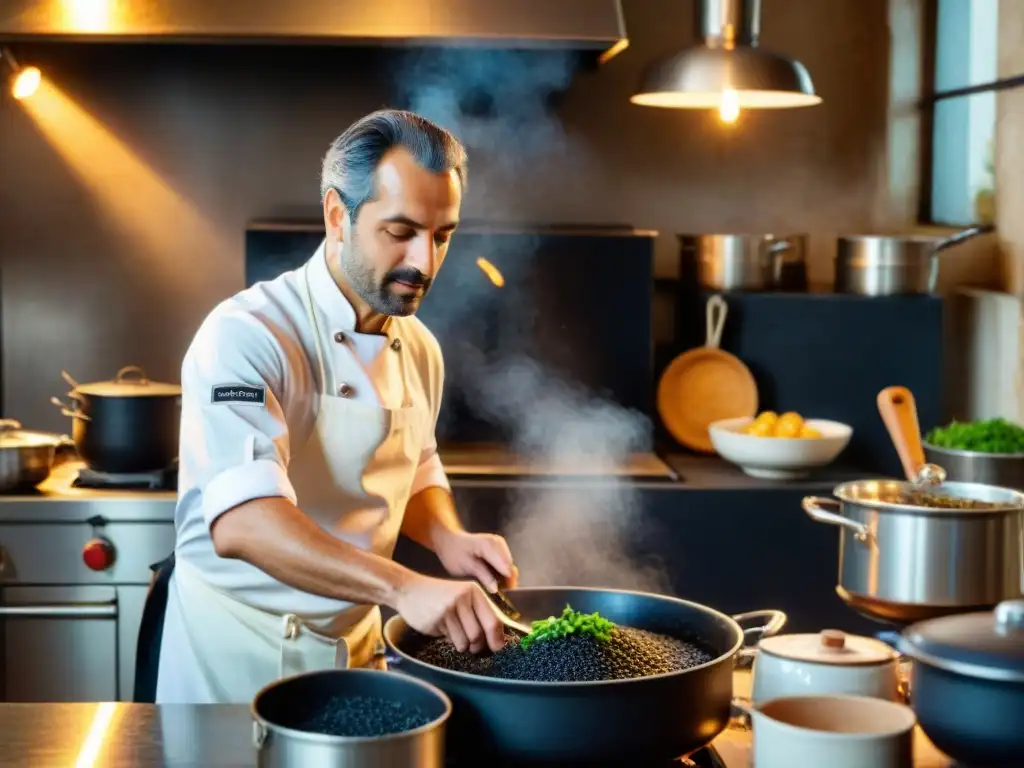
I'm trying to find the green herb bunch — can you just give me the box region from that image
[519,605,616,651]
[925,418,1024,454]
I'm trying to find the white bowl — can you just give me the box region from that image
[708,417,853,479]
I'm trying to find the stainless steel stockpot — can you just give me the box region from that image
[803,479,1024,624]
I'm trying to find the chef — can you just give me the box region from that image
[139,109,519,705]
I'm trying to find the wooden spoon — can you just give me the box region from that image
[877,386,947,486]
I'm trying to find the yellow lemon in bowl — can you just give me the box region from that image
[745,420,775,437]
[742,410,824,439]
[775,419,803,438]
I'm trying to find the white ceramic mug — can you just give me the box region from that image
[737,695,916,768]
[752,628,902,703]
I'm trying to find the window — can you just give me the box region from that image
[924,0,1002,226]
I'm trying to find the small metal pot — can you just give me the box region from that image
[251,669,451,768]
[0,419,73,491]
[680,233,797,291]
[923,443,1024,489]
[53,366,181,474]
[803,480,1024,625]
[900,600,1024,766]
[835,224,994,296]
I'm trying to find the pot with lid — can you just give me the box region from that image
[900,600,1024,766]
[0,419,73,491]
[52,366,181,474]
[835,224,993,296]
[752,628,902,703]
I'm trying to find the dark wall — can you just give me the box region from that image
[0,0,892,431]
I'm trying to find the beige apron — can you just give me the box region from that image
[160,260,426,703]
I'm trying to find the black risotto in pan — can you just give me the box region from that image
[409,607,718,682]
[290,696,434,737]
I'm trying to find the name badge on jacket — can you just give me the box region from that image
[211,384,266,407]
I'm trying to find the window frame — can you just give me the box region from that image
[918,0,1022,226]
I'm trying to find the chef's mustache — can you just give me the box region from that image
[385,267,432,291]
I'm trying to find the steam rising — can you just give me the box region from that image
[394,50,670,594]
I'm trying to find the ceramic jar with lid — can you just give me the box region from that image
[751,628,901,703]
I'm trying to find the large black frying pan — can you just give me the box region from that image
[383,587,786,764]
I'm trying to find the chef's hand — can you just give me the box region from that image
[433,531,519,593]
[396,575,506,653]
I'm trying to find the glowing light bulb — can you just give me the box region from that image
[12,66,41,100]
[719,89,740,124]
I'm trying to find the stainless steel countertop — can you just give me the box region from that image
[0,463,177,523]
[0,453,886,525]
[0,702,256,767]
[0,694,953,768]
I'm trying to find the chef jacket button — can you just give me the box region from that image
[333,331,345,343]
[390,338,402,351]
[338,383,354,397]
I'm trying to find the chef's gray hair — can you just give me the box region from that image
[320,109,468,220]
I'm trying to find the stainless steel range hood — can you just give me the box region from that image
[0,0,628,55]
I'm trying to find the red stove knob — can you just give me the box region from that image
[82,537,115,571]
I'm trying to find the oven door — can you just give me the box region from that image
[0,585,118,702]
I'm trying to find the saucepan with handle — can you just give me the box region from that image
[835,224,994,296]
[802,385,1024,626]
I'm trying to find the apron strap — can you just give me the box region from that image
[133,552,176,703]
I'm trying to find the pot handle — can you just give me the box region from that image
[767,239,792,283]
[61,370,80,390]
[50,397,91,422]
[115,365,150,385]
[802,496,872,543]
[252,720,269,750]
[732,609,787,666]
[373,638,406,672]
[731,698,754,718]
[729,697,756,730]
[933,223,994,253]
[705,295,728,349]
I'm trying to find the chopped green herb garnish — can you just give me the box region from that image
[925,418,1024,454]
[519,605,616,651]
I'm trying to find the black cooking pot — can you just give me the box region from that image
[54,366,181,474]
[900,599,1024,766]
[384,587,786,764]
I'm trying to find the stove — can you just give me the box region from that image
[445,745,727,767]
[0,461,177,703]
[72,465,178,491]
[438,445,677,481]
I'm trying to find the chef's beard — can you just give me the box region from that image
[339,235,433,317]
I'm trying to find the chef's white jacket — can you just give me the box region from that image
[172,242,448,613]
